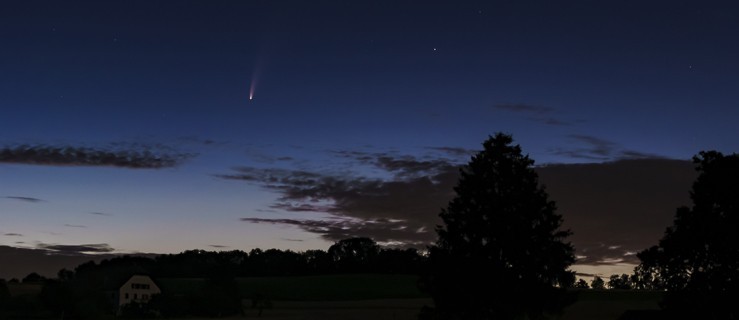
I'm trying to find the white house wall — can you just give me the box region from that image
[117,275,161,307]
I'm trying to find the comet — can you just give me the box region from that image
[249,74,257,101]
[249,58,262,102]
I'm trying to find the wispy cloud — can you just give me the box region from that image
[241,217,430,246]
[209,244,229,248]
[4,233,23,237]
[569,135,616,157]
[493,103,554,114]
[3,196,44,203]
[87,212,112,216]
[331,150,461,178]
[552,135,667,161]
[424,146,476,157]
[541,118,571,126]
[64,224,87,228]
[177,136,221,146]
[37,243,114,254]
[219,152,459,246]
[0,144,195,169]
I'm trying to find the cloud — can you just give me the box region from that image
[619,150,666,160]
[425,146,476,157]
[493,103,554,114]
[37,243,114,254]
[3,196,44,203]
[209,244,229,248]
[568,134,617,157]
[177,136,221,146]
[0,245,155,280]
[241,217,432,246]
[0,144,194,169]
[374,156,455,177]
[87,212,112,216]
[269,203,335,212]
[540,118,571,126]
[225,149,697,269]
[331,150,461,178]
[222,153,458,246]
[552,135,667,161]
[4,233,23,236]
[537,158,696,268]
[280,238,304,242]
[64,224,87,228]
[255,208,278,213]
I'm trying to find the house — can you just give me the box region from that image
[107,274,161,311]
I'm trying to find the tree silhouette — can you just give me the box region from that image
[632,246,664,290]
[607,274,633,290]
[574,279,589,289]
[590,276,605,290]
[637,151,739,319]
[328,237,380,273]
[423,133,575,319]
[22,272,46,283]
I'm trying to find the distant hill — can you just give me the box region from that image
[0,245,156,280]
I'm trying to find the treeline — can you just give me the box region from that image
[79,237,424,279]
[572,274,652,290]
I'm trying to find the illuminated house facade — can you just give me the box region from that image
[108,275,161,311]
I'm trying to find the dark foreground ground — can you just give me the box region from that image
[7,275,662,319]
[206,291,662,320]
[164,276,662,320]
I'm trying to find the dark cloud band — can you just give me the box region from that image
[0,144,194,169]
[37,243,114,254]
[3,196,44,203]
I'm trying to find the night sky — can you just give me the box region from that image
[1,1,738,279]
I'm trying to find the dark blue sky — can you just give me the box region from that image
[1,1,737,278]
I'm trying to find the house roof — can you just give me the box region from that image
[102,273,158,291]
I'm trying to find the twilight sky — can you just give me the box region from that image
[1,1,737,279]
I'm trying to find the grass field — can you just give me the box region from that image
[561,290,662,320]
[236,292,661,320]
[237,274,426,301]
[157,276,663,320]
[158,274,427,301]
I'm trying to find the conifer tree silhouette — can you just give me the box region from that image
[423,133,575,320]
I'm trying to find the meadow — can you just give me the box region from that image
[4,275,662,319]
[156,275,662,320]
